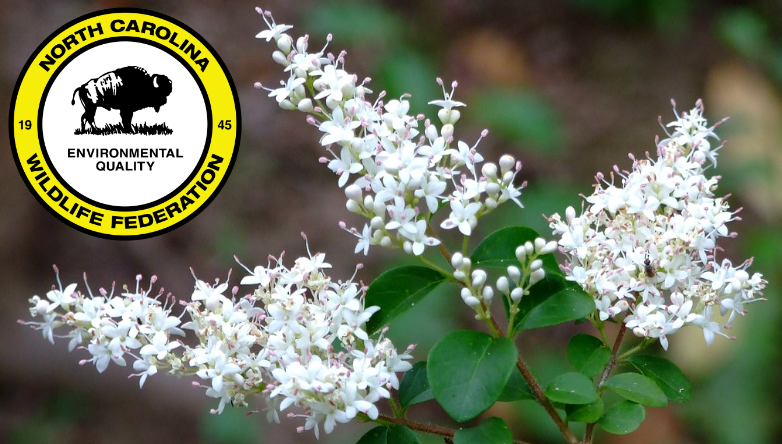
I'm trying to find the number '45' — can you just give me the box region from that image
[218,120,232,130]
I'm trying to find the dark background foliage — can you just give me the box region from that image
[2,1,781,443]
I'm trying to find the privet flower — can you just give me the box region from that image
[255,8,525,257]
[549,100,767,350]
[21,245,413,438]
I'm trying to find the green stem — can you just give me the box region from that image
[617,338,653,362]
[416,255,451,276]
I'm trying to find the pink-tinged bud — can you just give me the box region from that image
[255,7,263,14]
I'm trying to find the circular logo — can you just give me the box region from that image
[10,8,240,239]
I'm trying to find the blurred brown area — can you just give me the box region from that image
[2,1,780,444]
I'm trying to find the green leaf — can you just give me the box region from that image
[514,275,594,330]
[366,266,448,335]
[545,372,598,405]
[498,368,535,402]
[453,417,512,444]
[398,361,433,407]
[599,401,645,435]
[471,226,560,275]
[565,397,604,423]
[604,373,668,407]
[627,355,691,403]
[472,88,565,155]
[356,425,420,444]
[428,330,518,422]
[567,334,611,378]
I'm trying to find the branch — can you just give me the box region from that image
[516,357,579,444]
[377,414,535,444]
[585,322,628,443]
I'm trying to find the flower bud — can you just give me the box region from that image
[279,100,296,111]
[296,36,308,53]
[276,34,292,53]
[482,163,498,180]
[524,241,534,256]
[272,50,288,66]
[451,252,464,269]
[530,259,543,272]
[529,268,545,285]
[437,108,450,125]
[485,182,501,196]
[502,171,514,184]
[441,124,454,140]
[345,184,362,201]
[499,155,515,174]
[326,96,340,110]
[566,206,576,223]
[485,197,497,210]
[346,200,361,213]
[471,270,487,288]
[450,109,461,124]
[507,266,521,282]
[403,241,413,255]
[370,216,384,230]
[453,270,466,282]
[534,237,546,253]
[35,298,50,316]
[297,98,313,113]
[496,276,510,294]
[515,246,526,263]
[461,258,471,271]
[373,201,386,217]
[482,286,494,303]
[510,287,524,302]
[541,240,557,255]
[425,124,438,141]
[380,236,393,248]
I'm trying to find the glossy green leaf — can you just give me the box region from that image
[627,354,691,403]
[599,401,645,435]
[356,424,420,444]
[545,372,598,405]
[470,226,560,275]
[366,266,447,335]
[604,373,668,407]
[453,417,512,444]
[498,368,535,402]
[514,275,594,330]
[398,361,433,407]
[565,397,604,423]
[428,330,518,422]
[567,334,611,377]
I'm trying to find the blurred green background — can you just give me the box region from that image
[3,1,781,443]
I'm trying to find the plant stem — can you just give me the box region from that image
[584,323,628,444]
[515,356,579,444]
[376,414,535,444]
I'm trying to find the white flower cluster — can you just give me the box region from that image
[22,251,413,438]
[549,101,766,350]
[255,8,524,257]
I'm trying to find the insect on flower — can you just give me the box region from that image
[643,254,656,279]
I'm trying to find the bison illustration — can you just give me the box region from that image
[71,66,173,133]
